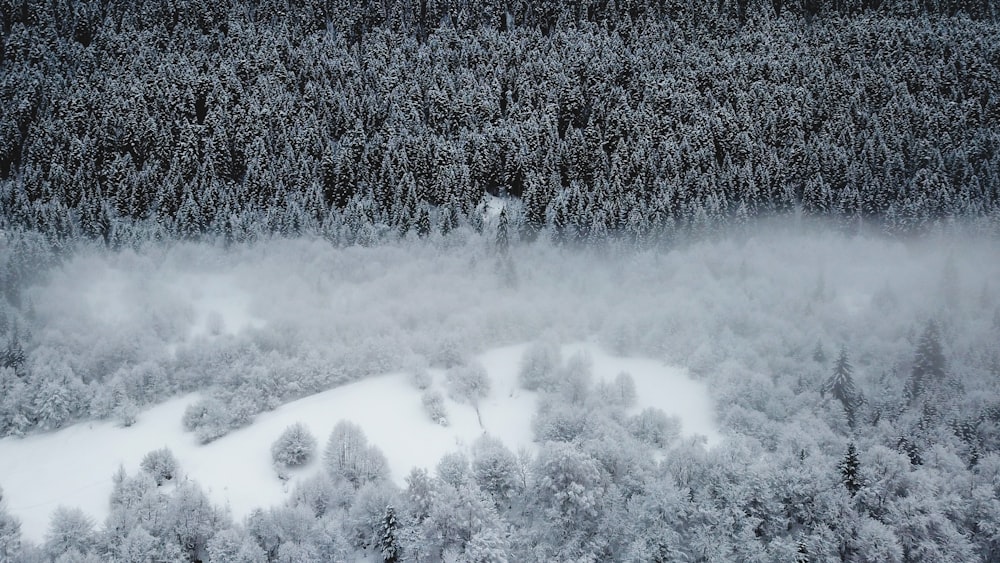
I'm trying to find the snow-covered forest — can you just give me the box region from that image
[1,0,1000,561]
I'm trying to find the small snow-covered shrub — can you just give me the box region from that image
[421,390,449,426]
[445,361,490,404]
[271,423,317,468]
[140,448,179,486]
[518,338,561,391]
[628,408,680,448]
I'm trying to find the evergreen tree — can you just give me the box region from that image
[839,442,861,496]
[907,320,945,402]
[377,505,400,563]
[812,341,826,364]
[822,346,861,427]
[495,206,510,255]
[415,205,431,238]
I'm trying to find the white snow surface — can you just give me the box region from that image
[0,343,716,543]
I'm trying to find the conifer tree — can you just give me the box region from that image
[839,442,862,496]
[378,505,400,563]
[495,206,510,255]
[812,340,826,364]
[907,320,945,403]
[822,346,861,427]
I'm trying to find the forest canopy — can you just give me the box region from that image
[0,0,999,254]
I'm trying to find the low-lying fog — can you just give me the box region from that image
[1,227,998,556]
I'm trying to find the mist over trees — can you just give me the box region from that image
[0,230,999,560]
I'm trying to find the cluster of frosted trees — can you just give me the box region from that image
[5,292,1000,562]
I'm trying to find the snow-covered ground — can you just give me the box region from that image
[0,343,717,543]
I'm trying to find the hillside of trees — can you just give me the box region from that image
[2,234,1000,561]
[1,0,999,255]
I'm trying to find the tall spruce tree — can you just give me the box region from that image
[378,505,400,563]
[822,346,861,427]
[907,320,945,403]
[495,206,510,255]
[839,442,862,496]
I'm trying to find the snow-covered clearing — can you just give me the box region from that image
[0,343,716,542]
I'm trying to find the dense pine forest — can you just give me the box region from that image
[1,0,999,255]
[2,0,1000,562]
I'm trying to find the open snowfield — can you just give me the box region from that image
[0,342,716,542]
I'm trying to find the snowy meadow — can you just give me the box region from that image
[2,226,999,561]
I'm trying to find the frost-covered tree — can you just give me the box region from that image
[206,528,268,563]
[557,351,593,405]
[446,361,491,426]
[471,435,518,504]
[112,526,158,563]
[446,361,491,404]
[45,506,95,559]
[0,485,21,562]
[140,447,179,486]
[162,481,229,560]
[344,482,401,551]
[377,505,401,563]
[271,423,318,468]
[531,442,605,529]
[464,527,510,563]
[182,397,232,443]
[611,371,637,408]
[518,339,561,391]
[437,452,471,489]
[324,421,388,487]
[627,408,680,448]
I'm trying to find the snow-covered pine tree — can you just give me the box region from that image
[495,205,510,255]
[377,505,400,563]
[822,346,861,427]
[907,319,945,403]
[812,341,826,364]
[839,442,861,496]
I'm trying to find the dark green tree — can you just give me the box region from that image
[812,340,827,364]
[839,442,861,496]
[906,320,945,403]
[377,505,400,563]
[495,206,510,255]
[822,346,861,426]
